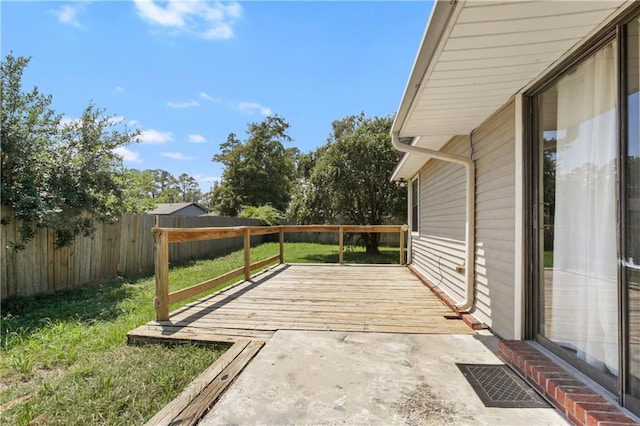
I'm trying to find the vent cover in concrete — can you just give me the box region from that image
[456,364,550,408]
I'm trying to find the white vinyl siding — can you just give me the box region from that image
[411,135,468,304]
[410,100,517,339]
[472,101,516,339]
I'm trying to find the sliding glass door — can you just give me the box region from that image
[537,40,619,390]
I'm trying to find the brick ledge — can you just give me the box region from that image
[499,340,638,426]
[407,264,485,330]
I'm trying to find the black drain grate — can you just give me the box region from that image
[456,364,550,408]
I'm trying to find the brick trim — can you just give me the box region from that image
[407,264,485,330]
[499,340,638,426]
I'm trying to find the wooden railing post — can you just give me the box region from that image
[279,226,285,264]
[243,227,251,280]
[338,226,344,265]
[400,224,408,265]
[154,229,170,321]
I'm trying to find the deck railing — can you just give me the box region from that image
[153,224,409,320]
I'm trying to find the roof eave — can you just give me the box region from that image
[390,0,459,140]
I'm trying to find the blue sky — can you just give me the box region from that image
[2,1,431,191]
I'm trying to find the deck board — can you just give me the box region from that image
[127,264,473,345]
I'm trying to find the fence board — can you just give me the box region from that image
[32,229,48,295]
[47,230,55,294]
[111,222,122,276]
[82,231,92,284]
[9,227,16,296]
[0,210,8,299]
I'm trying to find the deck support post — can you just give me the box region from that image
[243,227,251,280]
[279,227,285,264]
[338,226,344,264]
[154,229,170,321]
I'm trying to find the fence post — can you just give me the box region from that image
[154,229,170,321]
[400,224,408,265]
[338,226,344,265]
[243,227,251,280]
[279,226,285,264]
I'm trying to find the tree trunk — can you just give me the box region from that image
[360,232,380,254]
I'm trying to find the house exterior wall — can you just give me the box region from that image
[411,135,468,305]
[410,100,517,339]
[472,101,516,339]
[173,205,208,216]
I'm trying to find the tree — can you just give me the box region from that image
[211,115,295,216]
[289,113,406,254]
[150,169,180,202]
[238,205,284,225]
[117,169,158,213]
[1,54,139,249]
[286,148,325,224]
[176,173,201,202]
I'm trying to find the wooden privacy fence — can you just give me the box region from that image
[0,208,262,300]
[154,224,409,320]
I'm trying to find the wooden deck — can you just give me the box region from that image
[128,264,473,345]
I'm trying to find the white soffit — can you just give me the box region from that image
[393,0,628,179]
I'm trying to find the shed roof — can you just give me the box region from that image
[147,202,208,215]
[391,0,631,180]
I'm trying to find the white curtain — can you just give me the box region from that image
[549,42,618,374]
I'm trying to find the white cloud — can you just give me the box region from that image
[194,174,221,186]
[166,100,199,108]
[115,86,124,93]
[128,119,139,127]
[199,92,218,102]
[107,116,125,126]
[133,0,185,27]
[52,4,84,28]
[133,0,242,40]
[188,134,207,143]
[138,129,174,144]
[113,147,142,163]
[161,152,195,160]
[236,102,272,116]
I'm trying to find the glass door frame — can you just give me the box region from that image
[619,13,640,414]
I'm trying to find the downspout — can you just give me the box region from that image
[391,132,476,312]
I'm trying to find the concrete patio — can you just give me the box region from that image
[200,330,568,425]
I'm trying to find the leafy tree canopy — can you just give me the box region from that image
[116,169,157,214]
[1,54,139,249]
[176,173,202,203]
[238,204,284,225]
[211,115,295,216]
[288,113,406,253]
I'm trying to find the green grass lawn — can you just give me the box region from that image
[282,241,400,264]
[0,242,397,425]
